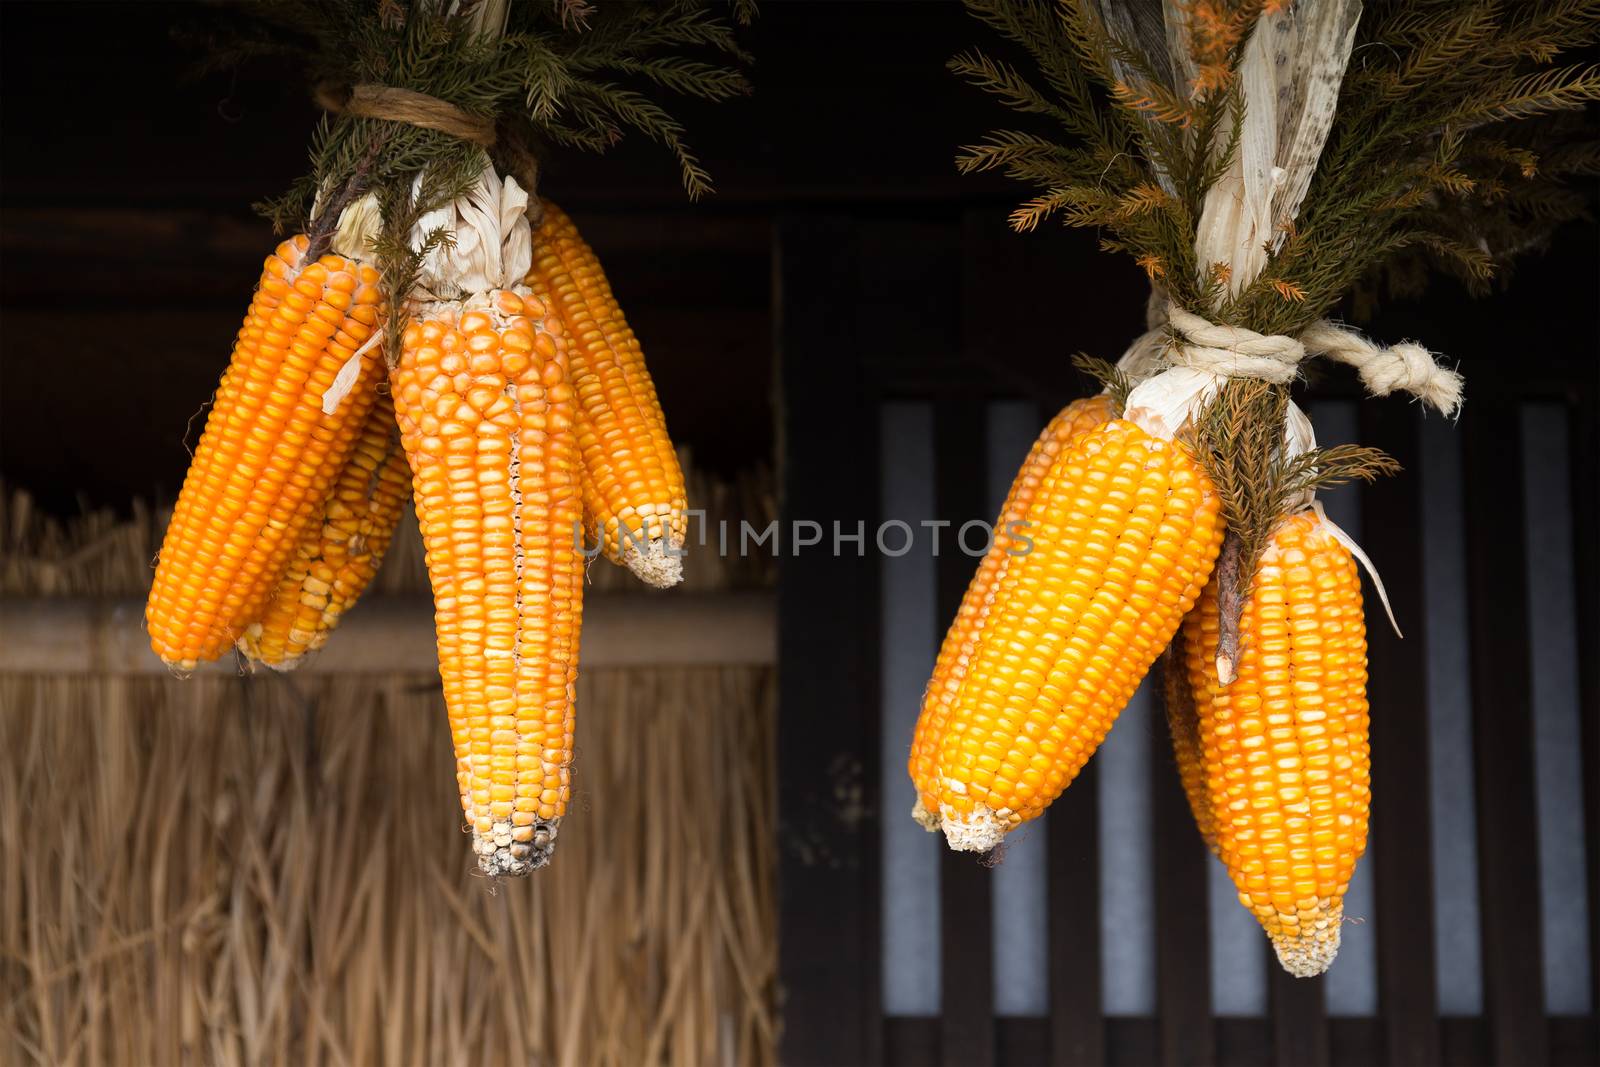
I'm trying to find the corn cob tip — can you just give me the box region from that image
[236,627,307,672]
[474,818,560,878]
[939,802,1007,853]
[910,797,940,832]
[1215,649,1237,687]
[1270,905,1344,977]
[623,537,683,589]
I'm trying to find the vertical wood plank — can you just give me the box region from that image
[1035,391,1105,1067]
[935,395,997,1067]
[1461,369,1548,1065]
[1271,967,1330,1067]
[1568,382,1600,1024]
[885,1018,940,1067]
[776,215,883,1067]
[1153,656,1215,1066]
[1359,401,1441,1065]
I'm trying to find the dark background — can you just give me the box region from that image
[9,1,1588,517]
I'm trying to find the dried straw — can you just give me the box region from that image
[0,460,777,1067]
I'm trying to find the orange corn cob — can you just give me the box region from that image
[392,288,583,876]
[525,203,687,587]
[909,394,1113,829]
[147,237,385,669]
[931,418,1224,851]
[1162,625,1217,850]
[236,394,410,669]
[1183,509,1371,976]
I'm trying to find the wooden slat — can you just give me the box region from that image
[1568,383,1600,1024]
[775,215,883,1067]
[996,1017,1050,1067]
[1152,657,1215,1067]
[934,396,997,1067]
[1439,1017,1491,1067]
[1461,369,1549,1065]
[1328,1018,1385,1067]
[1035,397,1105,1067]
[885,1017,940,1067]
[1049,754,1104,1067]
[1360,401,1441,1066]
[0,593,775,674]
[1105,1018,1159,1066]
[1270,967,1329,1067]
[1549,1016,1600,1067]
[1214,1018,1273,1067]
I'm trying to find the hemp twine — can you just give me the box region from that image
[314,82,543,223]
[1164,305,1464,416]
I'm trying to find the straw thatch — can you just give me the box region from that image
[0,460,778,1067]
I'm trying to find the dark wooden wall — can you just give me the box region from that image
[776,209,1598,1067]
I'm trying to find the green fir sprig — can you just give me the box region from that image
[190,0,751,360]
[227,0,752,238]
[1192,380,1398,589]
[955,0,1599,337]
[955,0,1596,586]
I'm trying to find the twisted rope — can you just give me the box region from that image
[315,83,496,145]
[1165,305,1464,415]
[314,82,543,222]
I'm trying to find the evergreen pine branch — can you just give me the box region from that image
[949,50,1082,132]
[1070,352,1131,412]
[566,80,715,197]
[573,55,749,101]
[1446,63,1600,125]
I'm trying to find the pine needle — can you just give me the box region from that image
[951,0,1600,337]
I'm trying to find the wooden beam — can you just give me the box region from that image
[1361,401,1441,1066]
[774,214,884,1067]
[934,395,996,1067]
[1461,372,1549,1066]
[0,592,775,674]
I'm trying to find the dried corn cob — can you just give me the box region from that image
[1183,508,1370,976]
[392,288,583,876]
[1162,626,1217,851]
[931,418,1224,851]
[909,394,1113,829]
[525,203,687,587]
[147,237,385,669]
[236,393,410,669]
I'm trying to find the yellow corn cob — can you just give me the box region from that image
[1183,509,1371,976]
[932,418,1224,851]
[525,202,687,587]
[1162,625,1217,851]
[392,288,583,876]
[146,237,385,669]
[909,394,1114,829]
[236,394,410,669]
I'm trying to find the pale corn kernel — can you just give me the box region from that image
[524,202,687,587]
[147,240,386,666]
[931,419,1224,852]
[392,288,582,877]
[907,394,1115,829]
[1183,511,1370,977]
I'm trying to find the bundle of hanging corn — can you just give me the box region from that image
[145,0,751,874]
[914,0,1599,976]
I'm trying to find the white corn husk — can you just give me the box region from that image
[1124,1,1363,441]
[412,166,534,299]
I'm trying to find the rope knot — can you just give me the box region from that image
[1164,306,1464,416]
[1298,321,1463,416]
[1165,306,1304,384]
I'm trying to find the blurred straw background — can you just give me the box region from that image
[0,455,780,1067]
